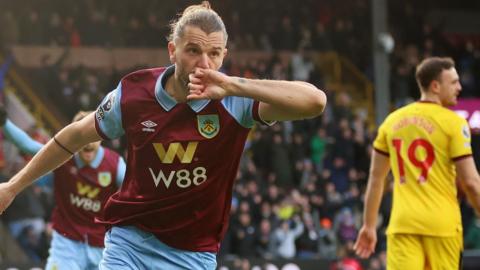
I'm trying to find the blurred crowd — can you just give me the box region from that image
[1,0,479,105]
[1,0,480,269]
[218,54,388,270]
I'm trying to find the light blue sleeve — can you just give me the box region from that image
[116,156,126,187]
[221,96,256,128]
[3,119,44,155]
[95,83,124,140]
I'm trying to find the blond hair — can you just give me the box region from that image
[168,1,228,46]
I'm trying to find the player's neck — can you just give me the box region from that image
[165,75,189,103]
[419,93,441,105]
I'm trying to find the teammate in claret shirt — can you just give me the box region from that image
[0,2,326,269]
[354,57,480,270]
[1,111,125,270]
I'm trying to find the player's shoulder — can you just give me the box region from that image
[388,102,463,122]
[437,106,465,122]
[103,147,121,157]
[378,102,429,130]
[118,67,166,100]
[414,102,467,127]
[121,67,166,84]
[381,103,413,124]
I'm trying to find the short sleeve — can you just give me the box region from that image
[221,97,275,128]
[95,83,125,140]
[373,122,389,156]
[450,117,473,160]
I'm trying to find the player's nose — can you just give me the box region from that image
[197,53,209,69]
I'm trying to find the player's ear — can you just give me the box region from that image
[223,48,228,58]
[168,41,176,64]
[430,80,440,94]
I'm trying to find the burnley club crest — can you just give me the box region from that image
[197,114,220,139]
[98,172,112,187]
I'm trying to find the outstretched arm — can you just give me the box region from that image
[3,120,44,155]
[0,113,101,212]
[354,150,390,258]
[187,68,327,121]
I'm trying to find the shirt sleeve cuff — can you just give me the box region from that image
[452,154,472,162]
[95,117,111,140]
[374,147,390,157]
[252,101,276,126]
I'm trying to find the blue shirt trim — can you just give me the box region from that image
[74,147,125,187]
[74,147,104,169]
[96,83,124,139]
[220,96,256,128]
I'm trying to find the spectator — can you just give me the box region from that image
[254,218,275,259]
[270,133,294,188]
[232,212,257,257]
[328,156,350,194]
[272,216,304,259]
[295,213,320,259]
[310,127,328,173]
[290,47,314,82]
[318,217,337,259]
[335,208,358,245]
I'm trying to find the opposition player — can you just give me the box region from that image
[0,2,326,269]
[354,57,480,269]
[2,111,126,270]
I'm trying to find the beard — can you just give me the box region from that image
[180,76,189,89]
[176,67,190,89]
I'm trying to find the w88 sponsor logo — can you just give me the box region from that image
[70,194,102,212]
[148,167,207,189]
[69,182,102,212]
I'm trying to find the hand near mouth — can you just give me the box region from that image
[187,68,230,100]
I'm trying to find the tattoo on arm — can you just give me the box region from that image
[238,78,246,84]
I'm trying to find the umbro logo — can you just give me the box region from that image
[141,120,157,132]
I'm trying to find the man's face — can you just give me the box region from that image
[168,26,227,87]
[79,141,101,164]
[437,67,462,106]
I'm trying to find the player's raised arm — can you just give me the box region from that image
[187,68,327,121]
[0,106,44,155]
[0,112,101,213]
[456,156,480,215]
[3,119,45,155]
